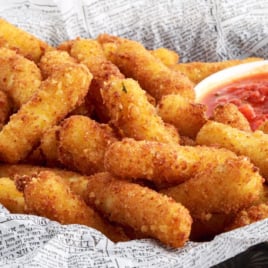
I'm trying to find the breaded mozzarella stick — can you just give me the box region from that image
[196,120,268,180]
[98,34,195,101]
[59,38,124,122]
[104,138,237,187]
[0,48,41,109]
[102,78,180,144]
[0,18,52,62]
[0,177,25,213]
[58,115,117,175]
[15,171,128,242]
[161,157,264,218]
[0,63,92,163]
[87,172,192,248]
[157,94,207,138]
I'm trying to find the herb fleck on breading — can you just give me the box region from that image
[122,83,127,93]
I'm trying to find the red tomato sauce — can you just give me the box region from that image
[201,73,268,130]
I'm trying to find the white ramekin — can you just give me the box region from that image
[194,60,268,103]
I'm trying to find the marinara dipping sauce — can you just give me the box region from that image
[200,73,268,130]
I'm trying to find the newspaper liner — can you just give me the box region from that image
[0,0,268,267]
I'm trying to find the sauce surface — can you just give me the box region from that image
[201,73,268,130]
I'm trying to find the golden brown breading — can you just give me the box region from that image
[97,33,124,62]
[57,40,74,52]
[104,138,237,187]
[101,78,180,144]
[0,164,90,200]
[225,202,268,231]
[59,38,124,122]
[0,163,83,181]
[0,18,52,62]
[0,177,25,213]
[15,171,128,242]
[259,184,268,204]
[39,50,93,118]
[99,35,195,102]
[27,125,61,166]
[0,91,11,130]
[157,94,207,138]
[172,58,263,84]
[196,120,268,180]
[0,48,42,110]
[161,157,264,218]
[68,176,91,202]
[58,115,118,175]
[98,35,179,67]
[97,33,122,45]
[100,41,117,63]
[86,172,192,248]
[0,63,92,163]
[212,103,251,132]
[150,47,179,67]
[37,125,61,166]
[39,50,77,79]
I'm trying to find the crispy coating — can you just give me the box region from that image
[104,138,237,187]
[15,171,128,242]
[37,125,60,166]
[226,202,268,231]
[68,176,91,202]
[99,35,195,101]
[0,91,11,130]
[144,91,156,107]
[27,125,61,166]
[97,33,124,62]
[39,50,77,79]
[69,38,106,65]
[59,38,124,122]
[259,184,268,204]
[157,94,207,138]
[70,39,124,123]
[0,48,42,110]
[39,50,93,117]
[196,121,268,180]
[57,40,74,52]
[98,33,123,45]
[98,35,179,67]
[212,103,251,132]
[0,177,25,213]
[58,115,118,175]
[150,47,179,67]
[62,38,157,121]
[0,63,92,163]
[0,164,90,199]
[87,172,192,248]
[0,163,84,181]
[101,78,180,144]
[161,157,264,218]
[0,18,52,62]
[100,41,118,63]
[172,57,263,84]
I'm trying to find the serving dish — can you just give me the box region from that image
[195,60,268,103]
